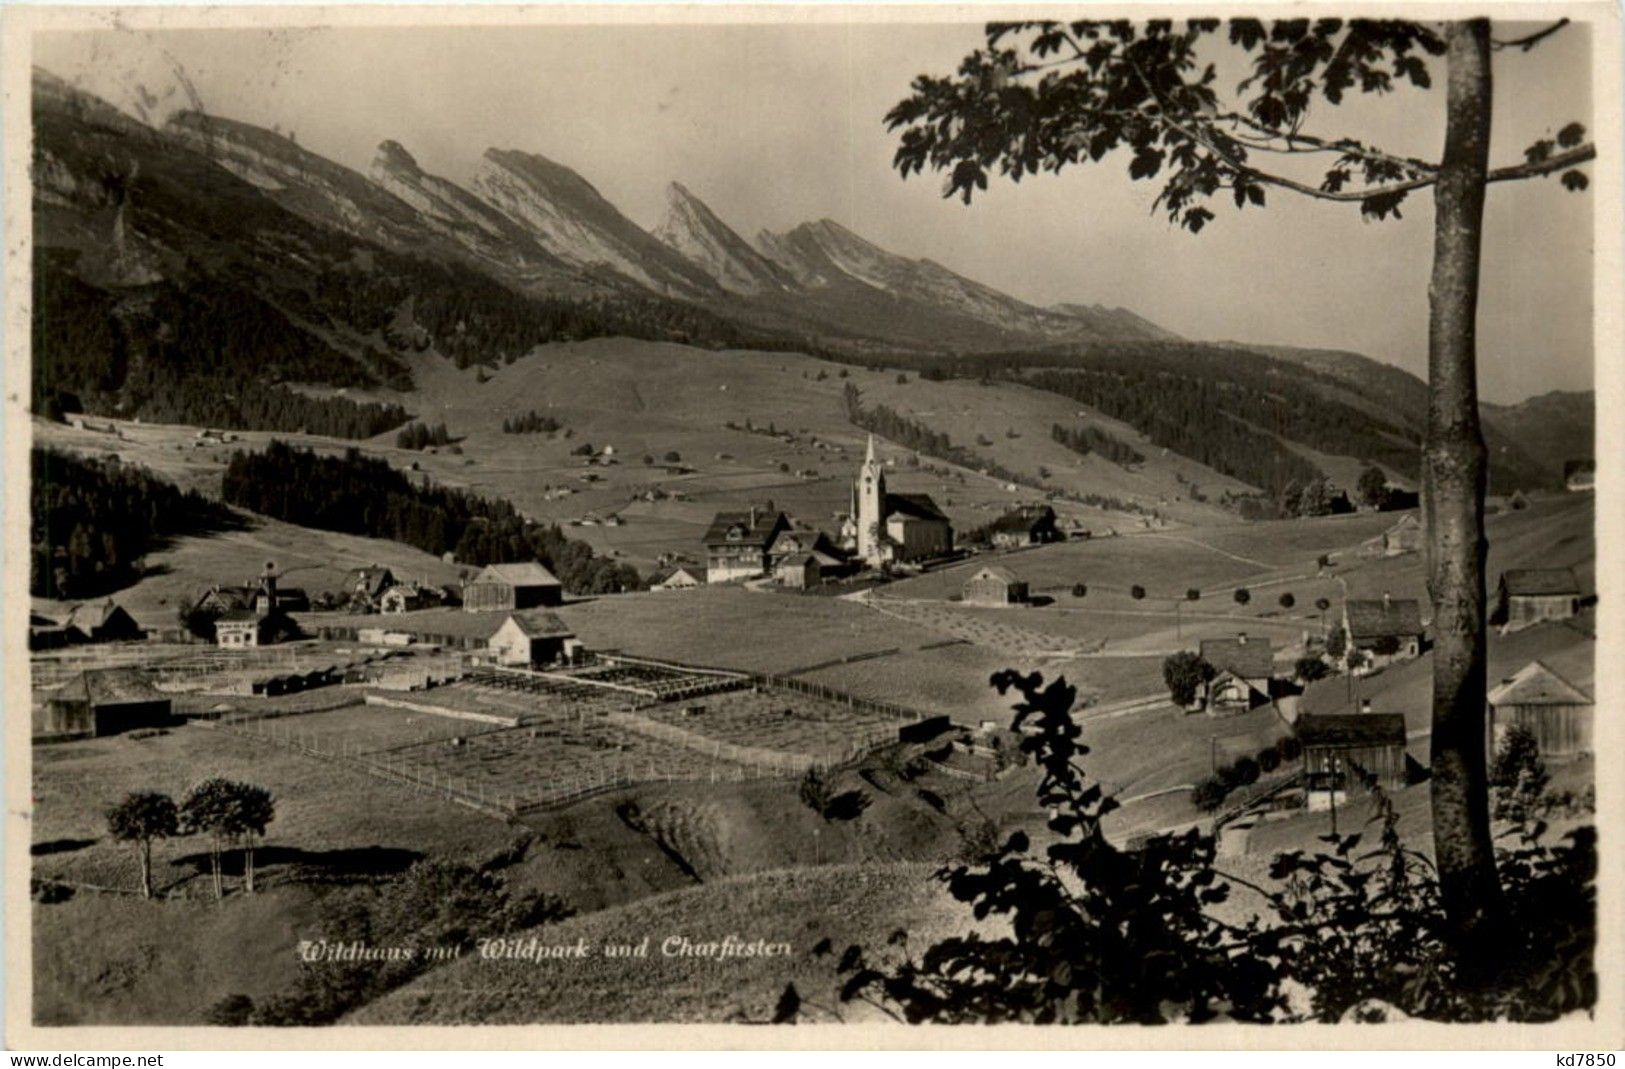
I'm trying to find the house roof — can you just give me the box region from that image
[1500,568,1581,597]
[1345,597,1425,639]
[988,505,1056,534]
[885,492,948,523]
[499,610,575,639]
[1199,636,1274,679]
[651,565,705,585]
[62,599,132,632]
[343,566,395,595]
[969,565,1019,585]
[1296,713,1408,748]
[474,562,561,588]
[703,510,787,547]
[216,609,262,624]
[778,552,819,567]
[51,668,165,706]
[1488,660,1592,707]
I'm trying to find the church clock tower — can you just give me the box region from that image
[855,434,886,565]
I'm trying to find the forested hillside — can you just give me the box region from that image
[30,447,239,599]
[221,442,641,593]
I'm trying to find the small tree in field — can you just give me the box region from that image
[1233,588,1251,606]
[106,791,180,899]
[1358,465,1391,510]
[182,779,275,897]
[1130,584,1146,600]
[1161,651,1215,708]
[799,769,834,821]
[1295,655,1332,683]
[1489,725,1549,823]
[1071,582,1087,598]
[1278,592,1296,609]
[1186,588,1200,601]
[883,15,1592,967]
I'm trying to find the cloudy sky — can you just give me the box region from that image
[34,15,1594,403]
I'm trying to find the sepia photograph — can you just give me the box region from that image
[2,1,1619,1049]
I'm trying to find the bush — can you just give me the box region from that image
[1071,583,1088,598]
[1371,634,1402,657]
[1315,597,1332,612]
[1190,776,1228,812]
[1234,588,1251,605]
[1278,592,1296,609]
[1295,656,1331,683]
[1277,735,1303,762]
[1186,588,1200,601]
[1231,756,1261,786]
[1130,584,1146,600]
[1257,748,1281,773]
[664,450,681,463]
[205,994,256,1026]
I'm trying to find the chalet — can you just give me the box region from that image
[1297,712,1409,806]
[766,527,845,571]
[1343,593,1425,668]
[775,552,822,590]
[463,562,563,612]
[650,565,705,591]
[851,436,954,566]
[380,583,442,614]
[60,599,144,643]
[193,585,256,616]
[703,508,791,584]
[986,505,1063,549]
[962,566,1029,606]
[1381,513,1423,557]
[1488,661,1593,759]
[215,610,297,648]
[1495,568,1582,631]
[1198,634,1274,712]
[41,669,172,740]
[1564,459,1595,492]
[487,611,580,667]
[339,565,397,610]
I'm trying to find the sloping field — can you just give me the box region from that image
[351,862,969,1025]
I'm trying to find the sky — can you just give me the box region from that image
[33,17,1595,403]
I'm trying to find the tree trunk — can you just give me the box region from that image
[211,839,223,900]
[1424,17,1503,973]
[140,839,152,900]
[245,841,255,894]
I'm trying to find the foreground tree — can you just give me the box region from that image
[181,779,275,897]
[884,17,1591,970]
[105,791,180,899]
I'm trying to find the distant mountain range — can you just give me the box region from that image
[29,67,1590,491]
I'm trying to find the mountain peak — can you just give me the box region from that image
[653,181,792,296]
[373,139,421,176]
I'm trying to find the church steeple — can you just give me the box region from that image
[856,434,886,565]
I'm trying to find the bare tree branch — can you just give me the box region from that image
[1492,19,1570,51]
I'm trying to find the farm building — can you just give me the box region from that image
[339,565,397,610]
[380,583,445,614]
[1488,660,1593,758]
[40,668,172,740]
[985,504,1063,548]
[1495,568,1582,631]
[650,565,705,591]
[487,611,581,667]
[463,562,563,612]
[60,599,144,643]
[1297,712,1409,805]
[1343,593,1425,668]
[214,609,298,648]
[1198,634,1274,712]
[703,507,791,584]
[1564,459,1595,492]
[1381,512,1423,556]
[767,527,845,571]
[775,552,822,590]
[28,612,75,651]
[962,566,1029,606]
[850,435,953,567]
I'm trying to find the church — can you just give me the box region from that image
[846,435,954,567]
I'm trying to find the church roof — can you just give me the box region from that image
[885,492,948,523]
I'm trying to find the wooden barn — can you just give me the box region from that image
[775,552,822,590]
[962,565,1029,606]
[41,669,172,740]
[1381,512,1423,556]
[60,599,144,643]
[1488,660,1593,758]
[487,611,580,667]
[463,562,563,612]
[1343,593,1425,667]
[1297,712,1409,804]
[650,565,705,591]
[1495,568,1582,631]
[1198,634,1274,712]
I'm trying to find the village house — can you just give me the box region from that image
[37,599,145,645]
[463,562,563,612]
[1488,660,1593,759]
[338,565,397,611]
[775,552,822,590]
[1495,568,1582,631]
[848,435,953,567]
[215,565,300,648]
[380,582,444,614]
[962,565,1029,606]
[1381,512,1423,556]
[1297,711,1409,808]
[486,611,581,667]
[28,612,75,651]
[40,668,173,740]
[1198,634,1274,713]
[650,565,705,591]
[985,504,1063,549]
[1342,592,1425,669]
[703,507,791,584]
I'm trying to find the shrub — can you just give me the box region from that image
[642,454,654,465]
[1491,725,1549,823]
[1257,748,1281,773]
[1295,656,1331,682]
[664,450,681,463]
[1231,756,1261,786]
[1130,584,1146,600]
[1071,583,1087,598]
[1186,588,1201,601]
[1190,776,1228,812]
[1234,588,1251,605]
[1277,735,1303,762]
[1278,592,1296,609]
